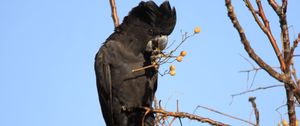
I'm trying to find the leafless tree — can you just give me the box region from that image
[225,0,300,125]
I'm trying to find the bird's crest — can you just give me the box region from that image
[120,1,176,35]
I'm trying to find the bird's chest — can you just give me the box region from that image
[110,54,156,104]
[110,53,145,77]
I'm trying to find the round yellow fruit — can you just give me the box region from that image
[180,51,187,57]
[282,120,288,126]
[170,70,176,76]
[194,27,201,33]
[169,65,175,71]
[176,56,183,62]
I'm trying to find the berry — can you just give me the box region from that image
[176,56,183,62]
[170,70,176,76]
[194,27,201,33]
[180,51,187,57]
[169,65,175,71]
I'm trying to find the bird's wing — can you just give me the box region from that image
[95,49,114,126]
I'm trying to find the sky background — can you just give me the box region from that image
[1,0,300,126]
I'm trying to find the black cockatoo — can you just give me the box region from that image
[94,1,176,126]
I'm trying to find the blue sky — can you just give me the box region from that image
[1,0,300,126]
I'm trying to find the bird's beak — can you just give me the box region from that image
[145,35,168,52]
[156,35,168,50]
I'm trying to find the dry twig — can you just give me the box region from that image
[149,107,230,126]
[109,0,119,28]
[195,105,256,126]
[124,106,230,126]
[225,0,285,84]
[225,0,299,125]
[244,0,286,71]
[132,31,197,73]
[231,84,283,97]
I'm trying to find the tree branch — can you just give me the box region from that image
[267,0,280,13]
[125,106,230,126]
[244,0,286,71]
[231,84,283,97]
[109,0,119,28]
[226,0,300,125]
[225,0,285,83]
[288,33,300,67]
[195,105,256,126]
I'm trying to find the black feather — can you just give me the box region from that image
[95,1,176,126]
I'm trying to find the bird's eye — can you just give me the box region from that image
[149,29,154,35]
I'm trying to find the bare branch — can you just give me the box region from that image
[168,117,176,126]
[225,0,286,83]
[291,59,299,86]
[256,0,270,31]
[131,31,197,73]
[240,53,256,68]
[244,0,265,32]
[226,1,300,124]
[132,64,156,72]
[244,0,286,71]
[195,105,256,126]
[109,0,119,28]
[282,0,288,14]
[278,1,297,124]
[268,0,280,13]
[231,84,283,97]
[239,67,280,73]
[288,33,300,65]
[124,106,230,126]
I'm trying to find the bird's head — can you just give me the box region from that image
[119,1,176,52]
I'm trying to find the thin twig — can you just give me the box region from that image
[239,54,258,88]
[239,67,280,73]
[256,0,270,31]
[288,33,300,65]
[291,59,299,85]
[250,70,258,89]
[132,64,156,72]
[196,105,256,126]
[132,31,196,73]
[275,104,286,121]
[240,53,256,68]
[231,84,283,97]
[141,107,151,126]
[167,100,180,126]
[126,106,230,126]
[168,117,177,126]
[159,32,196,65]
[244,0,265,30]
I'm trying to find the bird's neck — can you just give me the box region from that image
[114,29,150,56]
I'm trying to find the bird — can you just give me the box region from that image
[94,1,176,126]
